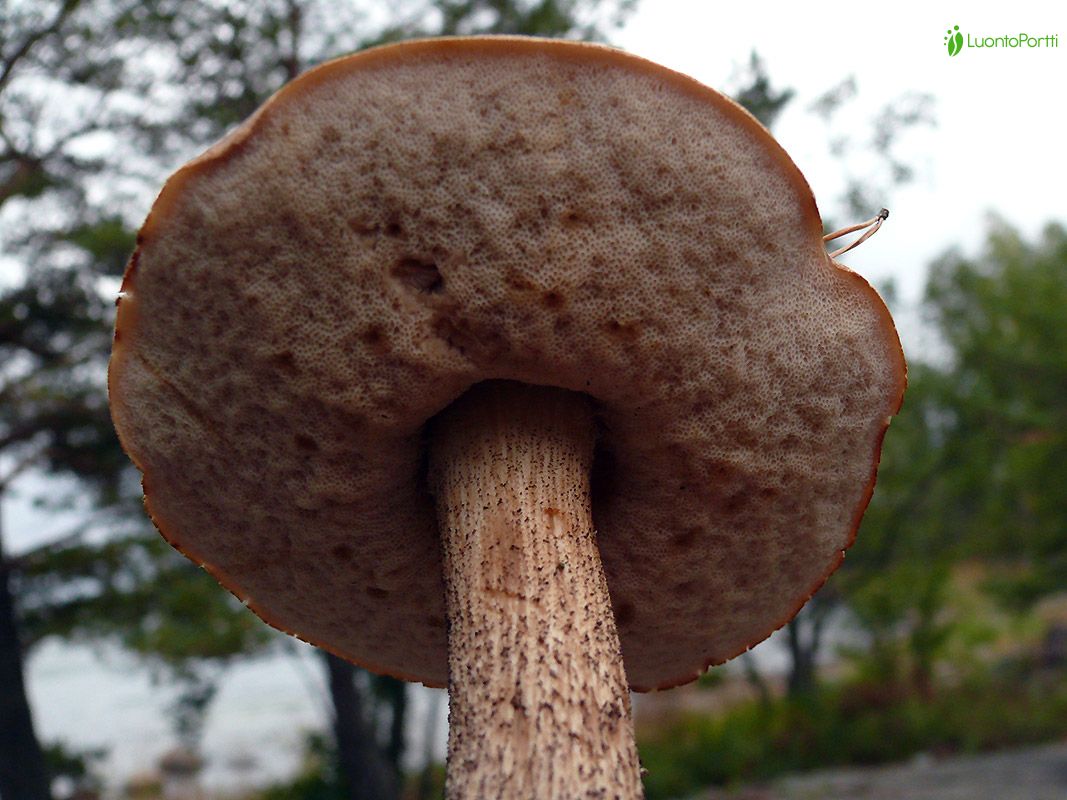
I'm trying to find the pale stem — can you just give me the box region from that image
[429,381,643,800]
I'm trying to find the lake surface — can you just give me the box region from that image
[27,639,450,794]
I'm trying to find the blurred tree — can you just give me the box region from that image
[2,1,635,797]
[835,361,959,692]
[0,498,53,799]
[325,653,396,800]
[729,52,934,224]
[0,220,274,794]
[0,10,257,794]
[839,220,1067,695]
[728,52,794,129]
[3,0,146,780]
[0,209,121,798]
[923,221,1067,604]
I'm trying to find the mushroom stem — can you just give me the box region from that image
[430,381,643,799]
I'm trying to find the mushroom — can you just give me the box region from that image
[109,37,906,798]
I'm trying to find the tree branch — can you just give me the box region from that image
[283,0,303,81]
[8,520,92,570]
[0,0,83,95]
[0,447,45,492]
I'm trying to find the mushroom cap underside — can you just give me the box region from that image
[109,36,906,690]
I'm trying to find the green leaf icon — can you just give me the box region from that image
[945,25,963,57]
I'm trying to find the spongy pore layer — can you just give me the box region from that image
[109,37,906,690]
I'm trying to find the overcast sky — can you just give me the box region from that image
[617,0,1067,304]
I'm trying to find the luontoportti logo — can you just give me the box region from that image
[944,23,1059,57]
[945,25,964,56]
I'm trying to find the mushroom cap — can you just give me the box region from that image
[109,37,906,691]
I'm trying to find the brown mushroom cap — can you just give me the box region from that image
[109,37,905,691]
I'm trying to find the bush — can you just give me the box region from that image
[637,666,1067,799]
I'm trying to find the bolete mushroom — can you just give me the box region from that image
[109,37,906,798]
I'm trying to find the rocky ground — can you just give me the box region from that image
[691,740,1067,800]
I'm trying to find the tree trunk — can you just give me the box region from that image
[785,619,816,697]
[0,495,53,800]
[740,651,772,714]
[785,599,830,697]
[416,690,444,800]
[381,677,406,780]
[322,651,397,800]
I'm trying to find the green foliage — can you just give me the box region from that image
[16,532,273,660]
[696,666,726,689]
[840,220,1067,679]
[13,527,278,748]
[638,666,1067,800]
[61,216,138,277]
[729,52,794,129]
[425,0,634,39]
[924,222,1067,592]
[257,733,347,800]
[0,263,121,499]
[43,740,106,800]
[840,384,961,687]
[829,219,1067,695]
[255,730,448,800]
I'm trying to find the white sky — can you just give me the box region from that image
[617,0,1067,306]
[6,0,1067,790]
